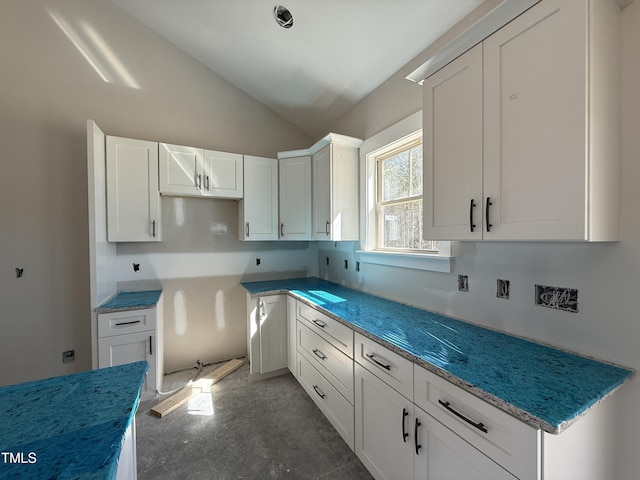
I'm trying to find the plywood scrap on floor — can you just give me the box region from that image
[150,358,244,418]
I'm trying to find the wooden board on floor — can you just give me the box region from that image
[150,358,244,418]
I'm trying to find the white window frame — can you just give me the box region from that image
[357,111,452,273]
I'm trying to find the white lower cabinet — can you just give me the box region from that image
[295,299,355,449]
[247,294,288,380]
[355,364,515,480]
[355,363,414,480]
[355,333,523,480]
[414,365,538,480]
[298,355,355,450]
[286,295,297,378]
[98,304,163,401]
[413,405,516,480]
[249,298,619,480]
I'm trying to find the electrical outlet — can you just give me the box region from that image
[535,284,578,313]
[497,279,510,299]
[62,350,75,363]
[458,275,469,292]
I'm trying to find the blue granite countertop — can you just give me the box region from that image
[0,361,148,479]
[242,277,634,434]
[96,290,162,313]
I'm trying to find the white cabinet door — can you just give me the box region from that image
[413,405,516,480]
[279,156,312,240]
[202,150,243,198]
[160,144,243,199]
[240,155,278,240]
[312,142,360,241]
[158,142,204,196]
[422,0,619,242]
[259,295,288,374]
[423,44,483,241]
[483,0,587,240]
[355,363,414,480]
[313,145,332,240]
[106,136,161,242]
[98,330,157,397]
[286,295,297,378]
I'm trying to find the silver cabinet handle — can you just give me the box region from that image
[312,319,326,328]
[366,353,391,371]
[312,348,327,360]
[149,335,153,355]
[246,222,250,237]
[325,220,330,236]
[312,385,325,399]
[280,223,285,237]
[197,173,202,190]
[152,220,156,238]
[205,175,210,191]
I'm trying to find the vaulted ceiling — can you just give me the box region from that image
[109,0,484,138]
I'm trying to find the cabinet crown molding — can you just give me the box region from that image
[278,133,363,159]
[406,0,541,84]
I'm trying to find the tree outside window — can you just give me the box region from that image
[376,139,438,253]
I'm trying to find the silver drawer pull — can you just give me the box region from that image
[114,320,142,326]
[438,400,488,433]
[312,385,325,399]
[312,319,326,328]
[312,349,327,360]
[366,353,391,371]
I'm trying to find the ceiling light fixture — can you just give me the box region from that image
[273,5,293,29]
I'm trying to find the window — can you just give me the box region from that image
[358,111,451,273]
[375,137,438,253]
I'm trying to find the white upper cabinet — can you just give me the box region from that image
[278,155,312,240]
[423,0,621,241]
[311,134,362,241]
[158,143,202,196]
[106,136,161,242]
[202,149,243,198]
[239,155,279,241]
[159,142,243,199]
[423,44,483,241]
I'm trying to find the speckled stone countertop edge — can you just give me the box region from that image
[243,282,634,435]
[95,289,163,313]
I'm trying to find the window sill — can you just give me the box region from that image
[356,250,452,273]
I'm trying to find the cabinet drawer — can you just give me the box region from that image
[98,308,156,338]
[354,332,413,401]
[298,355,354,450]
[414,364,539,480]
[297,301,353,358]
[297,321,354,403]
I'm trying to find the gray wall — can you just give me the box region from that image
[0,0,312,385]
[323,2,640,480]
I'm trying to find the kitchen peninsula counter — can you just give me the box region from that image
[0,361,148,479]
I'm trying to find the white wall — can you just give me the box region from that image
[322,2,640,479]
[0,0,312,385]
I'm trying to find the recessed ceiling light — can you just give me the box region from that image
[273,5,293,29]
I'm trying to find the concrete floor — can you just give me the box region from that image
[135,361,373,480]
